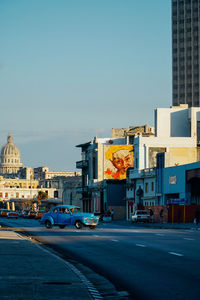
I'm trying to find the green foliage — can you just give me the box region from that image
[38,191,48,200]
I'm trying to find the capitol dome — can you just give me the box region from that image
[0,134,23,174]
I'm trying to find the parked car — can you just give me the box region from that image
[131,210,150,223]
[35,210,46,219]
[22,210,30,218]
[7,211,19,218]
[27,211,37,218]
[41,205,99,230]
[0,209,10,217]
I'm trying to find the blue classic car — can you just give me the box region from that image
[41,205,99,229]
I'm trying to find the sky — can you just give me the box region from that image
[0,0,172,171]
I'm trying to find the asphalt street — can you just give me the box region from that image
[1,218,200,300]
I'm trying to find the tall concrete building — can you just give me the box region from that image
[172,0,200,107]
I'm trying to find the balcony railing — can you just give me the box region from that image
[76,160,88,169]
[76,186,88,193]
[129,168,155,179]
[126,181,135,188]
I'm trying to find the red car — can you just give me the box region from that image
[7,211,19,218]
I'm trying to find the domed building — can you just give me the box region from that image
[0,134,23,174]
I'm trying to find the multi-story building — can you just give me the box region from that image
[62,176,82,210]
[156,157,200,223]
[126,104,200,219]
[40,176,71,200]
[76,136,134,218]
[172,0,200,107]
[17,167,34,180]
[0,134,79,209]
[0,176,59,202]
[34,166,80,180]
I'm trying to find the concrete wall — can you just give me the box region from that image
[134,136,196,171]
[170,109,190,137]
[155,108,171,137]
[143,177,156,199]
[107,205,126,220]
[163,161,200,201]
[155,106,192,138]
[164,147,198,167]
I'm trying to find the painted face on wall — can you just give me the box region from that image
[112,153,124,171]
[104,145,134,179]
[124,154,133,170]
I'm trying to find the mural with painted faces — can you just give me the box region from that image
[104,145,134,179]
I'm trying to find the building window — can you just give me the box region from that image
[145,183,148,193]
[54,191,58,198]
[197,121,200,144]
[135,157,138,168]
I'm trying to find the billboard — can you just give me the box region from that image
[104,145,134,179]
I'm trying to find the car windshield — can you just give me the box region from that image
[136,211,148,215]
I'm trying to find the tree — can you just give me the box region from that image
[37,191,48,205]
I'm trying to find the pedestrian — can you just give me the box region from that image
[160,209,164,223]
[111,209,114,221]
[107,209,111,217]
[149,209,154,223]
[177,209,181,224]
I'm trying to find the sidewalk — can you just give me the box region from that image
[0,227,94,300]
[107,220,200,230]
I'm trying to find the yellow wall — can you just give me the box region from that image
[168,147,197,166]
[0,178,39,189]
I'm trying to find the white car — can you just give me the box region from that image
[131,210,150,223]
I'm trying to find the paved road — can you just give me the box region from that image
[1,218,200,300]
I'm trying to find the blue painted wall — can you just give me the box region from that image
[106,180,126,206]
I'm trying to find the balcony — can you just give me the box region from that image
[129,168,155,179]
[126,180,135,188]
[76,160,88,169]
[76,186,88,194]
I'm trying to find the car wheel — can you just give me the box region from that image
[75,220,83,229]
[59,225,65,229]
[45,220,53,229]
[89,225,96,229]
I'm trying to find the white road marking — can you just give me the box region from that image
[184,238,195,241]
[136,244,146,247]
[155,233,165,236]
[111,239,118,242]
[168,252,184,257]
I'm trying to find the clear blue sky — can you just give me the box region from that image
[0,0,171,171]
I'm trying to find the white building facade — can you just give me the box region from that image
[126,105,200,220]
